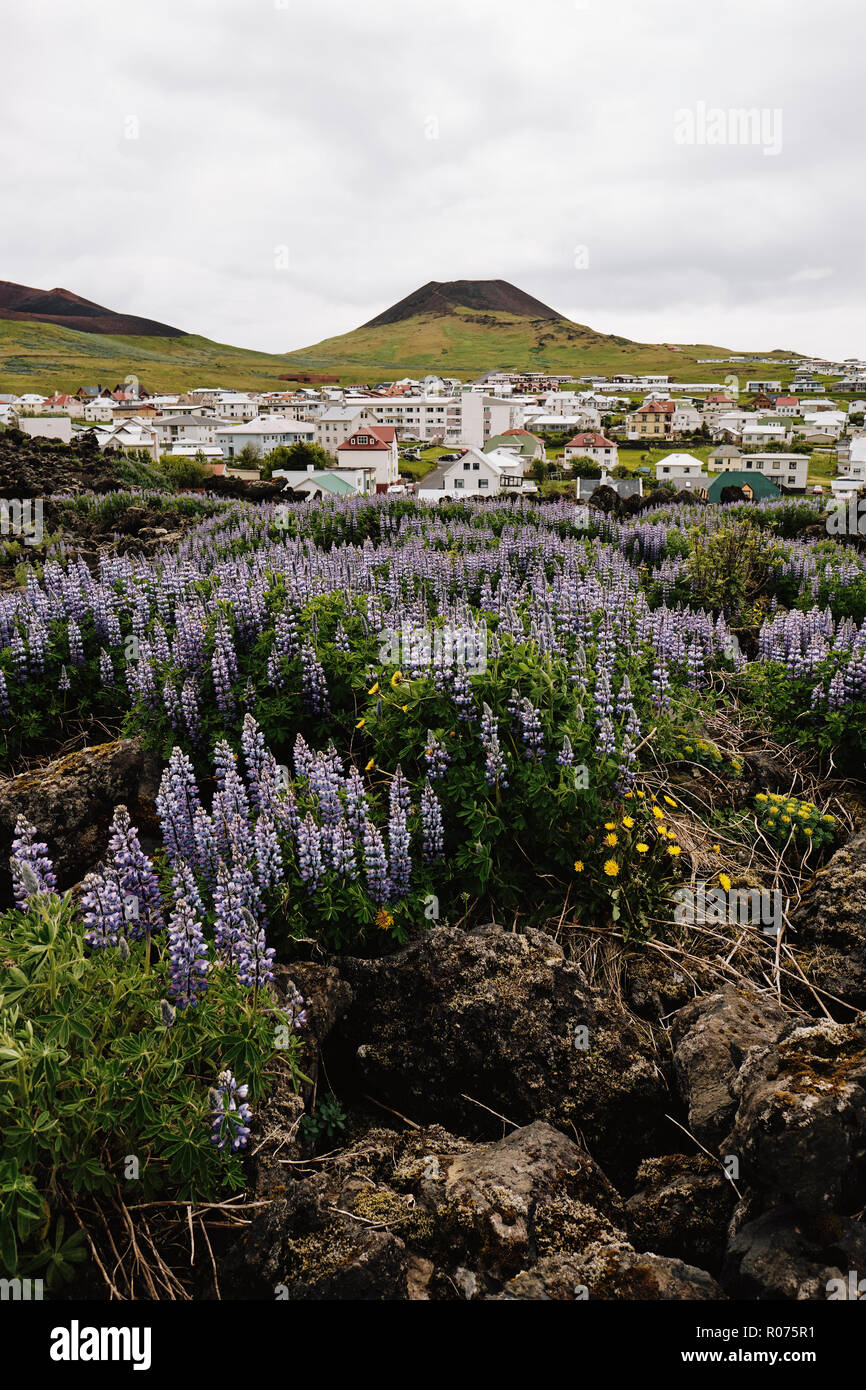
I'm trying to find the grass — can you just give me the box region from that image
[0,313,810,397]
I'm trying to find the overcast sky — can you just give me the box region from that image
[3,0,864,359]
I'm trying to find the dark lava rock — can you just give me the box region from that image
[220,1120,708,1301]
[333,923,669,1181]
[626,1154,736,1272]
[789,829,866,1009]
[722,1207,866,1300]
[671,985,790,1150]
[0,736,161,896]
[730,1020,866,1215]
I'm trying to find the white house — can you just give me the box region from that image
[417,446,535,499]
[563,431,619,468]
[215,416,316,460]
[731,454,809,489]
[655,452,706,482]
[459,391,526,448]
[741,423,790,447]
[336,424,399,487]
[214,393,260,421]
[672,404,702,435]
[154,414,217,447]
[17,416,73,443]
[838,437,866,484]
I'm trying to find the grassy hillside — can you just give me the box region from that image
[0,320,301,395]
[282,306,795,380]
[0,310,798,396]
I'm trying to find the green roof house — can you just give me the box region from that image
[707,471,781,502]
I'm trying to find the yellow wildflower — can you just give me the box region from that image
[604,833,618,847]
[756,793,768,802]
[365,758,375,771]
[390,670,403,688]
[652,807,664,821]
[622,816,635,829]
[719,872,732,893]
[368,681,379,695]
[604,822,616,831]
[375,907,394,931]
[602,859,619,877]
[667,844,682,856]
[636,843,649,854]
[355,718,366,728]
[574,859,584,873]
[663,795,678,808]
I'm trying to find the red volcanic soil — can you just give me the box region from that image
[362,278,565,329]
[0,280,185,336]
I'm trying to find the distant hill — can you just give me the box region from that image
[0,275,802,395]
[0,279,185,337]
[282,278,795,379]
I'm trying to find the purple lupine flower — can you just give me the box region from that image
[424,731,450,780]
[156,747,202,864]
[99,648,114,686]
[296,812,324,892]
[0,669,9,716]
[10,816,57,908]
[106,805,164,939]
[420,781,444,864]
[362,815,392,905]
[58,664,71,693]
[518,698,545,761]
[67,619,84,667]
[556,734,575,767]
[81,867,124,949]
[181,678,202,746]
[236,907,276,991]
[300,641,330,715]
[344,765,369,839]
[209,1070,253,1153]
[253,813,283,892]
[480,702,508,788]
[388,803,411,899]
[329,817,358,879]
[166,896,209,1010]
[451,665,474,721]
[10,633,27,683]
[171,859,207,922]
[213,860,249,966]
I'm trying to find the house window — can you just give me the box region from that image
[473,461,480,470]
[464,460,470,470]
[454,478,464,488]
[478,478,489,489]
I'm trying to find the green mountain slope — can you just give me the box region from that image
[0,278,799,394]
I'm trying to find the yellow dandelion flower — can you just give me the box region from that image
[712,843,721,853]
[652,807,664,821]
[390,670,403,687]
[636,790,646,799]
[622,816,635,829]
[636,842,649,854]
[684,744,694,753]
[401,704,409,712]
[355,718,366,728]
[365,758,375,771]
[756,793,768,802]
[623,790,634,799]
[767,820,776,829]
[375,907,394,931]
[719,872,732,892]
[604,833,618,847]
[769,793,782,802]
[822,814,835,823]
[602,859,619,877]
[803,827,813,836]
[781,814,791,823]
[604,822,616,830]
[574,859,584,873]
[368,681,379,695]
[667,844,682,856]
[663,795,678,808]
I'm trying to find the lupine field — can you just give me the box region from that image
[2,482,866,1301]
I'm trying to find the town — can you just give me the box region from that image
[4,355,866,508]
